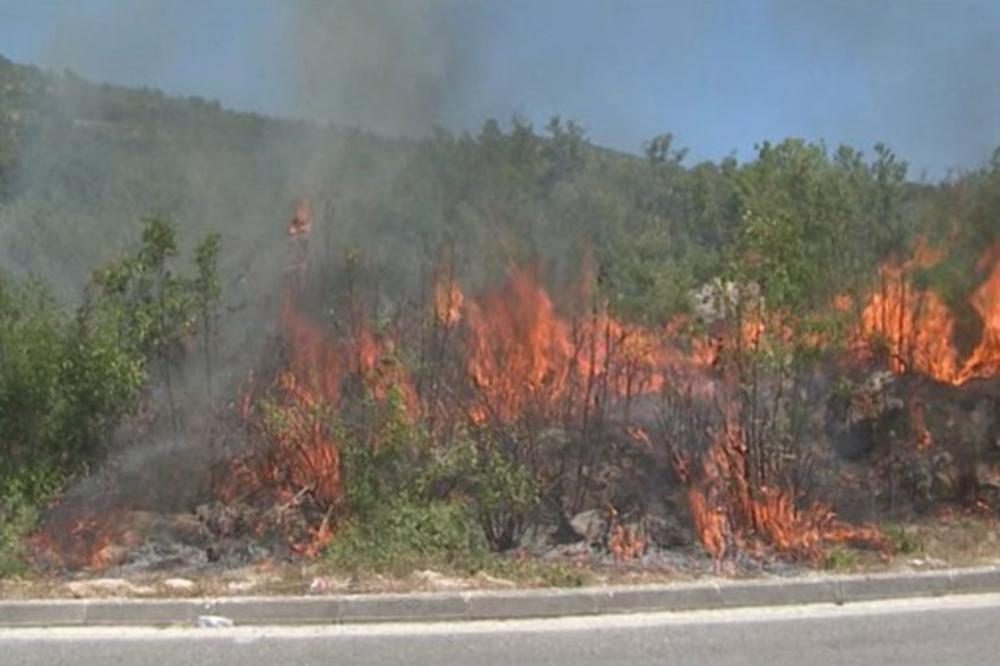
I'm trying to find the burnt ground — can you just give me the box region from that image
[19,363,1000,598]
[4,510,998,600]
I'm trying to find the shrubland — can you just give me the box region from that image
[2,55,1000,577]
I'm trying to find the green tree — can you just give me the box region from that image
[193,232,222,395]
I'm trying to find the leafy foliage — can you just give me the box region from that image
[325,498,484,574]
[323,385,539,567]
[0,217,219,573]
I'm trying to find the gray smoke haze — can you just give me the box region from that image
[21,0,1000,176]
[285,0,482,136]
[3,1,496,507]
[8,0,1000,545]
[32,0,484,138]
[764,0,1000,176]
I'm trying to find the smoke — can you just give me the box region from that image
[12,0,1000,177]
[1,0,502,516]
[284,0,482,136]
[763,0,1000,176]
[8,0,1000,517]
[39,2,183,90]
[1,0,497,383]
[28,0,485,137]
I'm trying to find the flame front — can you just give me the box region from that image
[681,421,887,564]
[956,241,1000,382]
[460,265,709,424]
[31,199,1000,571]
[858,236,1000,386]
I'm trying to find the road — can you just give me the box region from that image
[2,593,998,665]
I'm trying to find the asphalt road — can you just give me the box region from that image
[2,593,998,666]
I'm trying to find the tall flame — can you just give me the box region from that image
[43,205,1000,570]
[859,236,1000,386]
[680,419,887,563]
[457,266,710,423]
[956,241,1000,383]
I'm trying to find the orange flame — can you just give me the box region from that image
[434,277,464,326]
[858,236,1000,386]
[462,266,711,423]
[682,423,887,563]
[30,509,138,571]
[956,241,1000,383]
[287,198,313,237]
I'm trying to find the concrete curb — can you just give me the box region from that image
[2,566,1000,627]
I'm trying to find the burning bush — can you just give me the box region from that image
[23,185,1000,577]
[221,341,543,566]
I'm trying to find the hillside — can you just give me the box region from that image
[4,53,1000,580]
[0,55,642,304]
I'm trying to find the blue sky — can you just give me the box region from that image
[1,0,999,178]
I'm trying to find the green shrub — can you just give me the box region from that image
[325,386,483,572]
[823,546,860,571]
[338,386,428,518]
[0,463,62,577]
[325,497,485,574]
[477,557,592,588]
[885,525,925,556]
[418,432,539,551]
[467,437,539,551]
[325,383,542,571]
[0,275,67,470]
[0,219,221,578]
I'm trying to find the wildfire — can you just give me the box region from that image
[454,265,712,423]
[859,236,1000,386]
[37,199,1000,574]
[287,198,313,237]
[31,509,137,571]
[433,276,464,326]
[463,266,576,421]
[678,422,887,564]
[956,241,1000,383]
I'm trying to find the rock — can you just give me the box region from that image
[196,615,234,628]
[691,279,762,326]
[518,522,563,554]
[162,577,197,592]
[307,576,350,594]
[66,578,140,597]
[412,570,469,590]
[541,541,591,561]
[569,509,607,545]
[976,461,1000,489]
[643,501,691,548]
[474,571,516,588]
[932,451,961,499]
[826,371,903,460]
[637,547,698,572]
[226,580,259,594]
[195,502,246,537]
[118,541,208,572]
